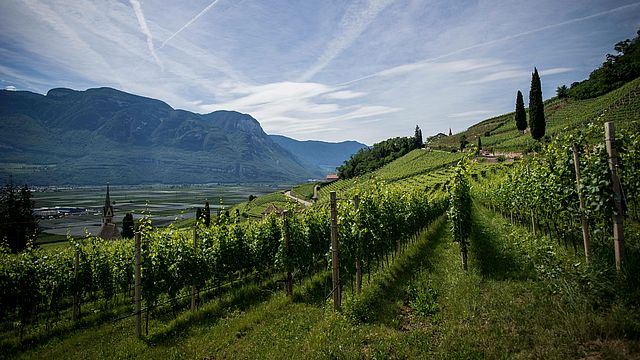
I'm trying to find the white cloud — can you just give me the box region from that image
[540,67,574,76]
[129,0,163,69]
[448,110,495,119]
[324,90,366,100]
[4,85,16,91]
[1,1,636,143]
[463,68,527,85]
[160,0,223,49]
[463,66,574,85]
[298,0,395,81]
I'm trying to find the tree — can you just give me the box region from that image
[459,135,468,151]
[529,68,546,140]
[477,136,482,150]
[204,201,211,227]
[337,135,417,179]
[515,90,527,134]
[414,125,423,148]
[568,29,640,99]
[556,85,568,98]
[0,182,39,252]
[122,213,134,238]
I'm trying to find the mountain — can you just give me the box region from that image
[269,135,367,174]
[0,87,318,185]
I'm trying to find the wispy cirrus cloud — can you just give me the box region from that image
[298,0,395,82]
[340,2,640,87]
[323,90,366,100]
[200,80,399,136]
[448,110,495,119]
[160,0,223,49]
[463,67,573,85]
[129,0,162,69]
[1,1,638,143]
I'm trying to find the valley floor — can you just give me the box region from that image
[11,205,640,359]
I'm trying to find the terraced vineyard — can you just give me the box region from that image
[430,77,640,152]
[3,75,640,359]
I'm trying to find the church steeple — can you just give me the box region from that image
[98,184,120,240]
[103,184,114,223]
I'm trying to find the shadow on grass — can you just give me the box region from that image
[469,205,533,281]
[292,271,332,305]
[145,280,278,345]
[0,298,139,358]
[345,217,448,325]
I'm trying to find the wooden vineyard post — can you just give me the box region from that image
[526,165,536,235]
[191,226,198,311]
[330,191,341,310]
[604,122,625,271]
[572,143,591,264]
[134,232,142,337]
[354,195,362,295]
[283,210,293,297]
[72,249,79,321]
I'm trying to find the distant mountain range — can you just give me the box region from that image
[270,135,367,174]
[0,87,366,185]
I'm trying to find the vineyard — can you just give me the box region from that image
[0,180,447,351]
[430,77,640,152]
[2,80,640,358]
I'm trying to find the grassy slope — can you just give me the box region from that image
[430,77,640,152]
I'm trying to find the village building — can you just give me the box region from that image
[98,184,121,240]
[325,173,339,182]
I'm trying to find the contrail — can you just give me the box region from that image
[338,1,640,87]
[129,0,163,69]
[297,0,395,82]
[160,0,223,49]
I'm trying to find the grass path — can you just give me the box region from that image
[426,204,640,358]
[14,206,640,359]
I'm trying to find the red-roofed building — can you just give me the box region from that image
[325,173,339,182]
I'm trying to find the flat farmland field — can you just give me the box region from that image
[32,184,289,240]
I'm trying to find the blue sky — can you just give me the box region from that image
[1,0,638,144]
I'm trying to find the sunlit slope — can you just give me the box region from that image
[429,77,640,152]
[316,149,465,203]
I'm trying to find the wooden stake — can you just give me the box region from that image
[330,191,341,310]
[191,226,198,310]
[572,143,591,264]
[134,232,142,337]
[461,245,468,271]
[72,249,79,322]
[531,210,536,235]
[283,210,293,296]
[354,195,362,295]
[604,122,625,271]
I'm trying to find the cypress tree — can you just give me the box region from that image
[0,182,39,252]
[122,213,134,238]
[477,136,482,149]
[414,125,423,148]
[204,201,211,227]
[529,68,546,140]
[515,90,527,133]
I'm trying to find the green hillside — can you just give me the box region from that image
[3,74,640,360]
[429,77,640,152]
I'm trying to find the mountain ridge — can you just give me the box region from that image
[0,87,363,185]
